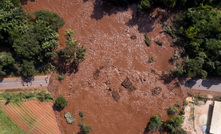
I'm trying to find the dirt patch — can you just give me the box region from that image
[182,100,214,134]
[22,0,187,133]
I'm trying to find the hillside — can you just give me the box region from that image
[22,0,188,133]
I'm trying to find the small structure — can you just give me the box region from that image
[186,97,194,103]
[210,101,221,134]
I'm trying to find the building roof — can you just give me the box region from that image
[210,101,221,134]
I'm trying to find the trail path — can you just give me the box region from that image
[0,76,50,89]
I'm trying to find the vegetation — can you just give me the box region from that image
[148,56,154,63]
[108,0,220,9]
[214,96,221,101]
[79,124,93,134]
[36,91,53,102]
[144,34,151,46]
[170,55,179,61]
[167,106,178,116]
[58,29,86,64]
[55,95,68,108]
[57,74,65,81]
[0,91,53,104]
[179,108,185,116]
[171,5,221,78]
[155,40,163,46]
[79,112,85,121]
[164,115,184,133]
[183,101,188,106]
[174,103,180,108]
[0,0,65,78]
[147,115,162,132]
[0,107,27,134]
[65,112,75,124]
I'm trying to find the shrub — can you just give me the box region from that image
[169,115,184,128]
[174,103,180,108]
[55,95,68,108]
[167,106,178,116]
[194,95,208,101]
[148,56,154,63]
[78,122,83,126]
[80,124,93,134]
[144,33,151,46]
[57,74,65,81]
[170,55,179,61]
[179,108,185,115]
[155,40,163,46]
[183,101,188,106]
[214,96,221,101]
[148,115,162,132]
[36,91,53,102]
[172,128,187,134]
[79,112,85,121]
[65,112,75,124]
[170,68,184,77]
[164,115,184,132]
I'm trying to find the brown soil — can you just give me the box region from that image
[23,0,187,134]
[0,101,60,134]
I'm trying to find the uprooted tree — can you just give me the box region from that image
[57,29,86,73]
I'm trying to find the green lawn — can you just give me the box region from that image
[0,107,27,134]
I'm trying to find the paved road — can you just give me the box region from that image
[0,76,50,89]
[184,79,221,92]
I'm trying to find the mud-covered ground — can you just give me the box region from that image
[23,0,187,133]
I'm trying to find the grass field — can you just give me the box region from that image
[0,106,26,134]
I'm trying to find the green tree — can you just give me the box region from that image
[80,124,93,134]
[167,106,178,116]
[55,95,68,108]
[0,0,65,78]
[148,115,162,132]
[0,52,15,77]
[169,115,184,128]
[58,29,86,64]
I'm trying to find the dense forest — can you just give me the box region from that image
[109,0,220,9]
[172,5,221,78]
[0,0,86,78]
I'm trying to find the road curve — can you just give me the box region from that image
[0,76,50,89]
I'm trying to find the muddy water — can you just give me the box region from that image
[23,0,187,133]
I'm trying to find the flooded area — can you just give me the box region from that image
[23,0,187,133]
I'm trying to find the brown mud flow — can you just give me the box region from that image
[23,0,187,133]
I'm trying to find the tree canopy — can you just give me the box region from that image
[0,0,65,78]
[172,5,221,78]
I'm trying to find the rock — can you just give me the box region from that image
[151,87,162,96]
[121,77,136,92]
[112,90,120,102]
[93,69,100,80]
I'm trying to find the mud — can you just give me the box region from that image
[23,0,187,133]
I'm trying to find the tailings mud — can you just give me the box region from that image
[23,0,187,133]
